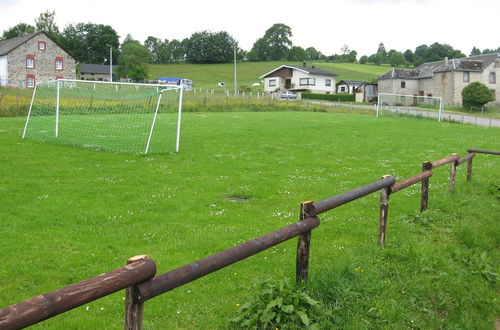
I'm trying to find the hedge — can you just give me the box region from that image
[302,92,355,102]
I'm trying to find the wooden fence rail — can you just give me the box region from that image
[0,148,498,330]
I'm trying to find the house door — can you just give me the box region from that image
[285,79,291,89]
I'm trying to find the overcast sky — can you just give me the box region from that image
[1,0,498,57]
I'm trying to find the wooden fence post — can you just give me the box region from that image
[449,153,458,192]
[296,201,314,285]
[125,255,148,330]
[379,175,391,247]
[420,161,432,212]
[467,154,473,182]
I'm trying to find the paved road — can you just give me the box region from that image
[305,100,500,128]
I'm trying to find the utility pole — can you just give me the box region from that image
[233,44,237,95]
[109,45,113,82]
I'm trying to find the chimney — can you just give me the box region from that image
[444,57,449,66]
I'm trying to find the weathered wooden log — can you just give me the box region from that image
[449,153,459,192]
[136,217,320,302]
[309,176,395,216]
[391,170,433,193]
[0,258,156,330]
[378,175,391,247]
[430,154,460,168]
[466,148,500,155]
[296,201,314,284]
[456,152,475,165]
[420,161,432,211]
[124,255,149,330]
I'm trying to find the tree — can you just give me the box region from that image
[461,82,494,110]
[482,47,500,54]
[144,36,171,64]
[403,49,414,65]
[185,30,236,64]
[34,10,59,40]
[168,39,186,62]
[359,55,368,64]
[305,47,319,60]
[60,23,120,64]
[388,50,406,67]
[286,46,306,61]
[249,23,292,61]
[116,37,151,81]
[470,47,481,56]
[377,42,387,59]
[368,53,383,65]
[1,23,35,40]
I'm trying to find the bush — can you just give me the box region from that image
[232,278,328,329]
[302,92,355,102]
[461,82,494,111]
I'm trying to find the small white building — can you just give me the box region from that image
[260,64,337,94]
[336,80,366,94]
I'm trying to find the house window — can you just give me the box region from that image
[489,72,496,84]
[463,72,469,83]
[401,81,406,88]
[26,55,35,69]
[38,41,46,51]
[55,57,64,71]
[26,75,35,88]
[340,86,346,93]
[325,79,331,87]
[299,78,315,86]
[269,79,276,87]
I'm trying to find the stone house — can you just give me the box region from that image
[378,53,500,106]
[80,63,117,81]
[260,64,337,94]
[0,32,76,88]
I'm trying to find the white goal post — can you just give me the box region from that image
[22,79,184,154]
[376,93,444,122]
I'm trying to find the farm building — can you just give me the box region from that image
[260,64,337,94]
[0,32,76,88]
[354,82,378,102]
[80,64,117,81]
[378,53,500,106]
[336,80,366,94]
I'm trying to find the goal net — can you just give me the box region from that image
[22,79,183,154]
[376,93,443,122]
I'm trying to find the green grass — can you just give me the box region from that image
[0,110,499,329]
[148,61,391,90]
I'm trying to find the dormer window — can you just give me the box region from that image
[26,55,35,69]
[38,41,46,51]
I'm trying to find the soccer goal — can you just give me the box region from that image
[376,93,443,122]
[22,79,183,154]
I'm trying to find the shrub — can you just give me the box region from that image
[232,278,328,329]
[302,93,355,102]
[461,82,494,111]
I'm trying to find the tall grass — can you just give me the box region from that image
[0,109,499,328]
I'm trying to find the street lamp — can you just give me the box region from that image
[106,44,113,82]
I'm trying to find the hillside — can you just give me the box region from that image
[148,61,393,90]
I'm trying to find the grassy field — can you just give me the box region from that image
[148,61,392,90]
[0,109,499,329]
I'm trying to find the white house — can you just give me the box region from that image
[260,64,337,94]
[336,80,366,94]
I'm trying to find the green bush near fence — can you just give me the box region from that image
[302,92,355,102]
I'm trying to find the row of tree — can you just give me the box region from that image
[2,11,499,81]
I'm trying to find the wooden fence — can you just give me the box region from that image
[0,148,498,329]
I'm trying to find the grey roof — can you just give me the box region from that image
[288,65,337,77]
[0,32,39,55]
[378,53,500,81]
[80,63,118,74]
[337,80,366,86]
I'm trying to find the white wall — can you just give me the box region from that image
[292,70,335,94]
[0,56,8,86]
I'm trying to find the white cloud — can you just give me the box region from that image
[0,0,498,57]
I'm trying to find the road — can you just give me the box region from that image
[304,100,500,128]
